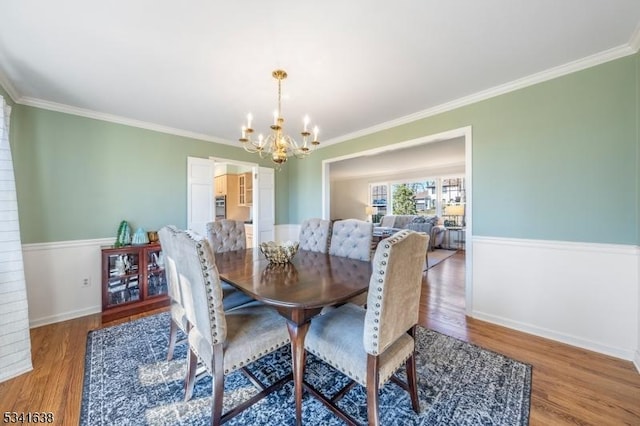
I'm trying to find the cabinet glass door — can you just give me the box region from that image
[106,252,141,306]
[145,247,167,298]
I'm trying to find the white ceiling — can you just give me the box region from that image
[330,137,465,181]
[1,1,639,147]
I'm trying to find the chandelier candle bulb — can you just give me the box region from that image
[247,113,253,129]
[303,115,309,132]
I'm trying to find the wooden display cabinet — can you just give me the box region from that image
[101,242,169,322]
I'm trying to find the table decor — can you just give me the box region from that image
[259,241,299,264]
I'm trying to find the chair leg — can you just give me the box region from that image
[167,318,178,361]
[405,353,420,413]
[366,354,381,426]
[184,348,198,402]
[211,344,224,426]
[406,326,420,413]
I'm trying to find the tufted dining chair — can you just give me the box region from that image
[329,219,373,261]
[206,220,255,310]
[170,229,291,425]
[298,218,332,253]
[206,220,247,252]
[329,219,374,306]
[304,230,428,426]
[158,225,189,361]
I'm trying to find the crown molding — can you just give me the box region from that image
[0,68,20,103]
[2,40,638,148]
[17,96,239,147]
[319,43,636,148]
[629,23,640,53]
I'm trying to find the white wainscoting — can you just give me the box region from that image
[22,224,302,328]
[275,224,301,243]
[21,229,640,368]
[22,238,113,328]
[472,236,639,361]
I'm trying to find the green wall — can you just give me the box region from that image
[289,55,639,245]
[6,53,639,245]
[9,106,290,243]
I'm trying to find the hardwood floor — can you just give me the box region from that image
[1,251,639,425]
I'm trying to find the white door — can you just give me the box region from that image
[254,167,275,243]
[187,156,213,236]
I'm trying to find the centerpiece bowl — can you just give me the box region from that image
[259,241,299,264]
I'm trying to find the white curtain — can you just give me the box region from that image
[0,95,32,382]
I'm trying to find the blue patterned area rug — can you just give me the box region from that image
[80,312,531,425]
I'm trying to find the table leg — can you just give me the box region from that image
[286,320,310,426]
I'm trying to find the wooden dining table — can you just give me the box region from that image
[214,248,372,425]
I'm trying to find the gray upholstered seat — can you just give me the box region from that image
[298,218,332,253]
[205,220,255,310]
[158,225,189,361]
[305,230,427,426]
[170,229,290,425]
[329,219,373,261]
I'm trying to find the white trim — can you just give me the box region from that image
[18,97,240,148]
[29,305,101,329]
[22,237,115,251]
[463,127,473,315]
[629,23,640,53]
[320,44,636,148]
[634,349,640,373]
[473,235,640,256]
[0,69,20,103]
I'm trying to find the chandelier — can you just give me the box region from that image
[239,69,319,167]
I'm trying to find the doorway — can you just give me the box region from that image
[186,157,275,247]
[321,126,473,315]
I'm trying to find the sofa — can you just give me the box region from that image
[375,214,445,251]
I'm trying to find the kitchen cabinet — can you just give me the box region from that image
[238,172,253,206]
[214,174,228,196]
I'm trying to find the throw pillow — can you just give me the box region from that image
[411,216,427,223]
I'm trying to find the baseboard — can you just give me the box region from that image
[29,305,102,329]
[472,310,635,361]
[634,349,640,373]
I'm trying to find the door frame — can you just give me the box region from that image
[210,157,262,247]
[321,125,474,315]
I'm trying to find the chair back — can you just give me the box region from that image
[298,218,332,253]
[206,220,246,253]
[363,230,427,355]
[172,229,227,346]
[329,219,373,261]
[158,225,181,305]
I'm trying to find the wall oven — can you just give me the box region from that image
[215,196,226,220]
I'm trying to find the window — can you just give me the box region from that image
[370,176,465,223]
[369,183,387,223]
